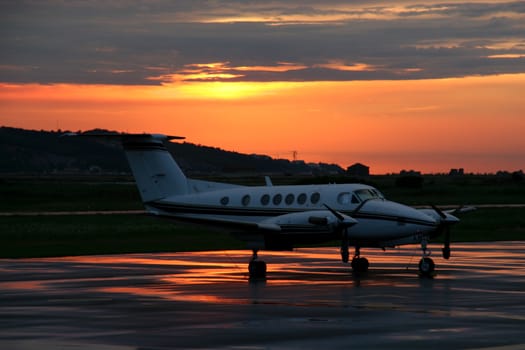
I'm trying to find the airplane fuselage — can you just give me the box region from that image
[146,182,439,248]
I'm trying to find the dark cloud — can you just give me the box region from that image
[1,0,524,84]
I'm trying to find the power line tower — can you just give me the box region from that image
[292,150,298,162]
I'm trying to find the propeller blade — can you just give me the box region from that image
[323,203,345,221]
[452,205,464,216]
[442,226,451,259]
[324,204,356,263]
[431,204,454,259]
[431,204,447,219]
[323,204,357,228]
[450,205,476,215]
[340,229,350,263]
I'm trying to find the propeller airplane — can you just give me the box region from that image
[65,132,473,279]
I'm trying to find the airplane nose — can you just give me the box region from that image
[399,203,440,226]
[409,206,440,225]
[364,200,438,225]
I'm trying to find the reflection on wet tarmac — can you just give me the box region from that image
[2,242,525,299]
[1,242,524,349]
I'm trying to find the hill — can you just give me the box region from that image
[0,127,344,176]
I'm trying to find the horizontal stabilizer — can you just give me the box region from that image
[62,132,185,141]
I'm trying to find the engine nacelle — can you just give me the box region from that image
[260,210,340,228]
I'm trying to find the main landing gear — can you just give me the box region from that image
[248,250,267,279]
[351,246,369,274]
[342,243,369,274]
[419,238,435,277]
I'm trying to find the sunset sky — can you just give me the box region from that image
[1,1,524,174]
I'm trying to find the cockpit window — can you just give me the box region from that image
[354,188,384,202]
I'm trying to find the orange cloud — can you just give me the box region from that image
[486,54,525,59]
[148,62,309,83]
[233,63,308,72]
[315,61,377,72]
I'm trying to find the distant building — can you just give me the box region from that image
[396,170,423,188]
[347,163,369,177]
[400,169,421,176]
[449,168,464,176]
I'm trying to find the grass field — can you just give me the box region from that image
[0,214,244,258]
[1,175,524,258]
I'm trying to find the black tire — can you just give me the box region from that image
[419,257,435,276]
[360,257,369,272]
[442,246,451,260]
[249,261,267,279]
[351,257,369,273]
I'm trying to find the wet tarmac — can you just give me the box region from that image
[1,242,524,349]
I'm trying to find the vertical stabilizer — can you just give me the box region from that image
[122,134,188,202]
[63,132,188,202]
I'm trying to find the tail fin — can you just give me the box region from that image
[122,134,189,202]
[64,132,189,202]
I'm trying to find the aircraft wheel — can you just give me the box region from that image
[248,260,267,279]
[419,257,435,277]
[341,249,349,263]
[351,257,369,274]
[360,257,369,272]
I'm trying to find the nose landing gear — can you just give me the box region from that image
[418,238,435,277]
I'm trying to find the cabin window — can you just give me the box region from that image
[260,194,270,206]
[310,192,320,204]
[242,194,251,206]
[297,193,307,205]
[220,196,229,205]
[337,192,351,205]
[273,194,282,205]
[351,194,360,204]
[285,193,295,205]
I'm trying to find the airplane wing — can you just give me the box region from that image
[146,209,282,232]
[147,206,355,233]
